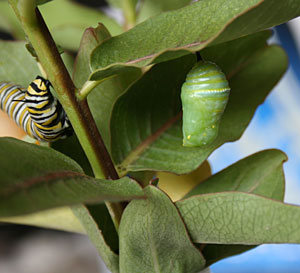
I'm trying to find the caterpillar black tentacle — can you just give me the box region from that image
[0,76,72,142]
[181,61,230,147]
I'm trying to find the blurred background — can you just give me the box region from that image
[0,1,300,272]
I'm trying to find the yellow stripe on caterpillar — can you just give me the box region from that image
[0,76,73,142]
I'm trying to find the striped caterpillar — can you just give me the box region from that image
[0,76,72,142]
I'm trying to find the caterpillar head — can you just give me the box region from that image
[26,76,51,96]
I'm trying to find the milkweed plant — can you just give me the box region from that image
[0,0,300,272]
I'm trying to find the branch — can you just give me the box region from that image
[9,0,124,229]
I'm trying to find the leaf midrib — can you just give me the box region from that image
[93,0,264,71]
[117,113,182,176]
[1,171,88,196]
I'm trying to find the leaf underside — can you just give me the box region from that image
[110,31,287,175]
[119,186,205,273]
[0,138,144,217]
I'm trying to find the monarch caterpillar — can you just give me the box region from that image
[0,76,72,142]
[181,61,230,147]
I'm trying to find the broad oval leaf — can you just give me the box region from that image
[201,30,273,76]
[119,186,205,273]
[177,192,300,245]
[73,24,141,149]
[73,24,112,88]
[110,32,287,174]
[0,137,144,217]
[183,149,287,265]
[110,54,195,175]
[185,149,287,200]
[90,0,299,81]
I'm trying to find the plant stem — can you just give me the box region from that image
[122,0,137,30]
[9,0,124,229]
[77,78,112,100]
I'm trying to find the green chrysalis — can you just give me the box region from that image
[181,61,230,147]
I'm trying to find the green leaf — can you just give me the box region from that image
[61,52,75,77]
[185,148,286,265]
[185,149,287,200]
[72,205,120,273]
[201,30,273,76]
[73,24,111,88]
[72,26,138,271]
[0,206,86,233]
[137,0,191,23]
[128,170,156,188]
[177,192,300,245]
[119,186,205,273]
[88,72,142,149]
[0,5,15,34]
[90,0,299,81]
[0,39,73,89]
[110,33,287,174]
[52,137,120,266]
[71,25,125,269]
[212,0,300,45]
[201,244,256,266]
[0,137,144,217]
[73,24,141,150]
[38,0,122,51]
[110,54,195,174]
[0,41,39,86]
